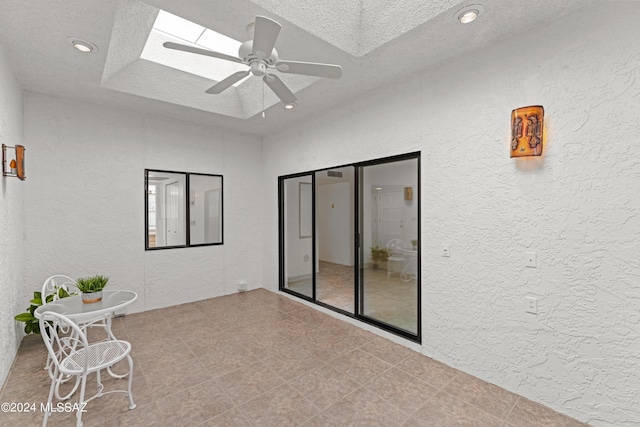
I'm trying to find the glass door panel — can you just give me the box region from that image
[358,157,419,335]
[282,175,314,299]
[315,167,355,313]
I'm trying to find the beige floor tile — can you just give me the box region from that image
[366,367,437,414]
[238,383,319,427]
[264,346,325,381]
[505,396,589,427]
[406,391,502,427]
[0,407,42,427]
[144,357,212,399]
[331,348,393,384]
[397,352,459,389]
[322,387,409,426]
[360,336,416,365]
[197,342,261,378]
[215,360,284,405]
[202,408,253,427]
[300,412,334,426]
[443,371,519,419]
[289,364,360,410]
[240,330,298,359]
[297,333,355,361]
[155,380,234,426]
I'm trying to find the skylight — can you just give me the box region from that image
[140,10,248,86]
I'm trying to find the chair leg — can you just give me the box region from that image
[76,374,87,427]
[126,355,136,410]
[42,366,58,427]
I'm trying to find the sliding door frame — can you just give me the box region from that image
[355,152,422,343]
[278,152,421,343]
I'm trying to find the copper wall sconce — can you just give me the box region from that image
[511,106,544,157]
[2,144,26,180]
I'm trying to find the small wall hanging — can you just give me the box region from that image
[404,187,413,201]
[511,106,544,157]
[2,144,26,180]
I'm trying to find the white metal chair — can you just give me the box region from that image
[41,275,122,398]
[39,311,135,427]
[41,275,78,302]
[386,239,407,279]
[41,275,79,380]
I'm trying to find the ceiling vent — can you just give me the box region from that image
[327,171,343,177]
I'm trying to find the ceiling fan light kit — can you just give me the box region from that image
[163,15,342,112]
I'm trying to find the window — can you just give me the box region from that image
[145,170,223,249]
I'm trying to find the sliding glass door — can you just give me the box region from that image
[357,157,420,336]
[315,167,355,314]
[281,174,314,299]
[279,153,420,341]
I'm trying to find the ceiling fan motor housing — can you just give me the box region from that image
[239,40,279,73]
[250,61,267,76]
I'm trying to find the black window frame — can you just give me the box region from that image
[145,169,224,250]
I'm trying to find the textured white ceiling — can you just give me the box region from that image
[0,0,598,136]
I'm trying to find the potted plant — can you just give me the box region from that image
[370,246,389,269]
[14,287,72,335]
[76,275,109,303]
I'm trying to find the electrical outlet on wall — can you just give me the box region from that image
[442,244,450,257]
[525,296,538,314]
[525,252,537,268]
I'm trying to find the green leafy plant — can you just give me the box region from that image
[76,275,109,293]
[370,246,389,266]
[14,288,72,334]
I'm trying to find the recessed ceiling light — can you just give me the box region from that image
[454,4,485,24]
[67,37,97,53]
[459,10,478,23]
[73,42,92,52]
[284,102,296,110]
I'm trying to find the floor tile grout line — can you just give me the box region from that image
[503,395,521,424]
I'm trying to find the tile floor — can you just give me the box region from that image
[0,289,589,426]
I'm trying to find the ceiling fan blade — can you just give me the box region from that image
[205,70,251,94]
[163,42,243,64]
[264,75,297,104]
[276,60,342,79]
[252,16,281,60]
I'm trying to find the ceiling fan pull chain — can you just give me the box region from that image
[262,79,266,118]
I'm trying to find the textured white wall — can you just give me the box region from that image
[22,93,263,314]
[262,4,640,426]
[0,41,24,391]
[317,182,352,266]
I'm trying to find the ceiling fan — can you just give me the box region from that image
[163,15,342,107]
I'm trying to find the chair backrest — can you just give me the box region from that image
[41,275,78,303]
[385,239,406,257]
[39,311,89,375]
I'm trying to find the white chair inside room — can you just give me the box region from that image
[41,275,114,337]
[41,275,115,382]
[39,311,135,427]
[385,239,407,279]
[41,275,78,303]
